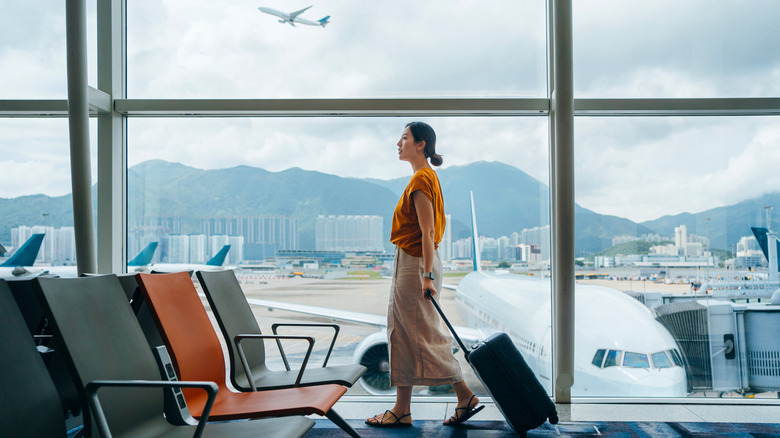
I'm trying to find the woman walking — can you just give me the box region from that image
[366,122,483,428]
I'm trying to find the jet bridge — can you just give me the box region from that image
[654,298,780,394]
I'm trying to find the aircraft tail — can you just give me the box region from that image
[469,191,482,272]
[0,233,45,267]
[318,15,330,27]
[128,242,158,267]
[750,227,780,272]
[207,245,231,266]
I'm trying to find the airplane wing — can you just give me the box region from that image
[289,5,312,19]
[244,297,486,346]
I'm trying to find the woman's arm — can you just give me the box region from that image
[412,190,436,300]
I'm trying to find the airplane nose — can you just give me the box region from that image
[627,374,686,397]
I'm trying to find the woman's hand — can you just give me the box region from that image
[423,277,436,300]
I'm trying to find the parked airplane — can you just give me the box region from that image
[257,5,330,27]
[40,241,160,278]
[149,244,231,274]
[0,233,46,278]
[243,193,687,397]
[128,242,159,271]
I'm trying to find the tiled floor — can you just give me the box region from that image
[330,396,780,424]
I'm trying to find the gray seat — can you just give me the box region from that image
[0,279,66,437]
[196,269,366,391]
[6,275,82,418]
[116,272,165,349]
[33,275,314,438]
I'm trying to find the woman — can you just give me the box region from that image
[366,122,484,428]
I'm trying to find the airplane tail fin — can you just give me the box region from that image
[128,242,158,267]
[319,15,330,26]
[751,227,780,272]
[470,191,482,272]
[207,245,231,266]
[0,233,45,267]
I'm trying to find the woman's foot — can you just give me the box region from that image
[365,410,413,428]
[444,394,485,425]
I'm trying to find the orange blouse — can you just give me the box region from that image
[390,168,446,257]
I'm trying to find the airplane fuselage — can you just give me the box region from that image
[257,6,329,27]
[455,271,688,397]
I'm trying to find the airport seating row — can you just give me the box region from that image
[0,270,367,437]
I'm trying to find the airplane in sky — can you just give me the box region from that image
[243,193,688,397]
[149,244,232,274]
[0,233,46,278]
[257,5,330,27]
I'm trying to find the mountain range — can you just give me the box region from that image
[1,160,776,255]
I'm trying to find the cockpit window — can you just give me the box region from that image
[668,349,683,367]
[592,349,606,367]
[623,351,650,368]
[604,349,622,368]
[651,351,673,369]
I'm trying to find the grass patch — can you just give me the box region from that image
[345,270,382,280]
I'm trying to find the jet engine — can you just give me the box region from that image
[352,331,394,395]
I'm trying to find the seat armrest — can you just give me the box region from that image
[85,379,218,438]
[234,334,315,388]
[272,323,341,367]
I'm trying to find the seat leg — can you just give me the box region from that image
[325,409,361,438]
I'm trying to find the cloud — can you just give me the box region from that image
[3,0,779,225]
[0,119,98,198]
[573,0,780,97]
[574,117,780,222]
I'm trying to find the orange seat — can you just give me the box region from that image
[135,272,359,436]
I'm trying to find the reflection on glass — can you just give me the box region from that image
[128,116,551,396]
[623,352,650,369]
[604,350,622,368]
[652,351,674,369]
[576,116,780,398]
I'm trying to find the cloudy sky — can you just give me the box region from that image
[1,0,779,223]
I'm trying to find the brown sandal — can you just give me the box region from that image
[365,410,413,428]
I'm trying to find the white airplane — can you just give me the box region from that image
[243,193,688,397]
[149,244,232,274]
[257,5,330,27]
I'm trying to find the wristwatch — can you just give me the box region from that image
[422,272,435,281]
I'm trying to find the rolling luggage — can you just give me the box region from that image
[426,290,558,435]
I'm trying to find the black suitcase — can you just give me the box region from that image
[426,290,558,435]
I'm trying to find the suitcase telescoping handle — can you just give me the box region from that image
[425,289,471,359]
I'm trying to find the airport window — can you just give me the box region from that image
[126,0,548,99]
[576,116,780,397]
[652,351,674,369]
[128,115,552,397]
[592,349,606,367]
[604,350,622,368]
[5,0,779,405]
[573,0,780,98]
[623,352,651,369]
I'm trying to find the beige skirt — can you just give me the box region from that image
[387,246,464,386]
